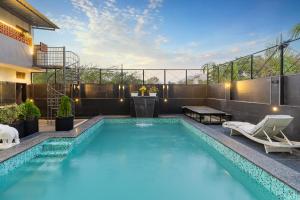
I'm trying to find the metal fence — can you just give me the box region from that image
[32,37,300,85]
[32,69,207,85]
[206,37,300,83]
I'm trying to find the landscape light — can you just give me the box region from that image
[29,99,34,103]
[29,46,34,55]
[225,82,231,89]
[120,98,124,102]
[272,106,279,112]
[164,98,168,103]
[75,98,79,103]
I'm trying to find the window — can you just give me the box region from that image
[16,72,26,79]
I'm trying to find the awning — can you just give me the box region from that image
[0,0,59,30]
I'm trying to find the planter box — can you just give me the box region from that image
[24,118,39,136]
[149,93,157,97]
[10,120,25,138]
[131,92,138,97]
[56,116,74,131]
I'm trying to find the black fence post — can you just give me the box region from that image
[99,69,102,84]
[143,69,145,85]
[250,55,254,79]
[206,65,209,85]
[185,69,188,85]
[230,61,234,82]
[217,65,220,83]
[279,43,286,105]
[164,69,166,84]
[121,68,123,85]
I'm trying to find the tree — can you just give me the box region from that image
[146,76,160,84]
[292,23,300,39]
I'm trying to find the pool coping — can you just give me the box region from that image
[0,115,299,193]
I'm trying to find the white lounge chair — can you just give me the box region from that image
[0,124,20,150]
[222,115,300,153]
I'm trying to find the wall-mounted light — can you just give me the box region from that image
[118,85,121,90]
[163,85,165,89]
[73,84,80,90]
[122,85,125,90]
[225,82,231,89]
[167,85,169,90]
[272,106,279,112]
[29,46,34,55]
[164,98,168,103]
[120,98,124,102]
[75,98,79,103]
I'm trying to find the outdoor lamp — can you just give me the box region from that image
[225,82,231,89]
[272,106,279,112]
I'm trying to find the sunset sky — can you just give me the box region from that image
[28,0,300,68]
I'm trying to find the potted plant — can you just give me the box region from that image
[55,95,74,131]
[139,85,147,96]
[131,91,139,97]
[19,99,41,136]
[0,104,25,138]
[149,86,158,96]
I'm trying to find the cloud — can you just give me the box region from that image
[53,0,270,68]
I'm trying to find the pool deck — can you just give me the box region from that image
[39,119,88,132]
[0,115,300,193]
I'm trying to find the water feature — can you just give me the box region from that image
[133,97,156,118]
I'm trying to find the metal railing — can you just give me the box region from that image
[33,68,207,85]
[31,37,300,86]
[206,37,300,84]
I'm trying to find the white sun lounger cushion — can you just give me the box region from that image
[251,115,293,137]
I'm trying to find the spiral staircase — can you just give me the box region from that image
[33,46,80,121]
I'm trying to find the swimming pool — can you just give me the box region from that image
[0,118,298,200]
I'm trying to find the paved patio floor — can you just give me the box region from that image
[39,119,88,132]
[207,124,300,173]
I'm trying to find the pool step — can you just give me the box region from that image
[16,140,74,174]
[42,141,73,151]
[30,156,66,164]
[39,150,70,158]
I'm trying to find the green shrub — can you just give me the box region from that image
[57,96,73,118]
[0,104,20,124]
[149,86,159,93]
[19,100,41,120]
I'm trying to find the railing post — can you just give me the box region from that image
[230,61,234,82]
[206,65,209,85]
[217,65,220,83]
[143,69,145,85]
[250,55,254,79]
[280,44,284,76]
[99,69,102,84]
[121,68,123,84]
[164,69,166,85]
[185,69,188,85]
[62,46,66,94]
[279,43,286,105]
[54,69,57,84]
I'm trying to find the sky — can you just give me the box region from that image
[28,0,300,68]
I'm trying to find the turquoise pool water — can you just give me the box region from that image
[0,119,281,200]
